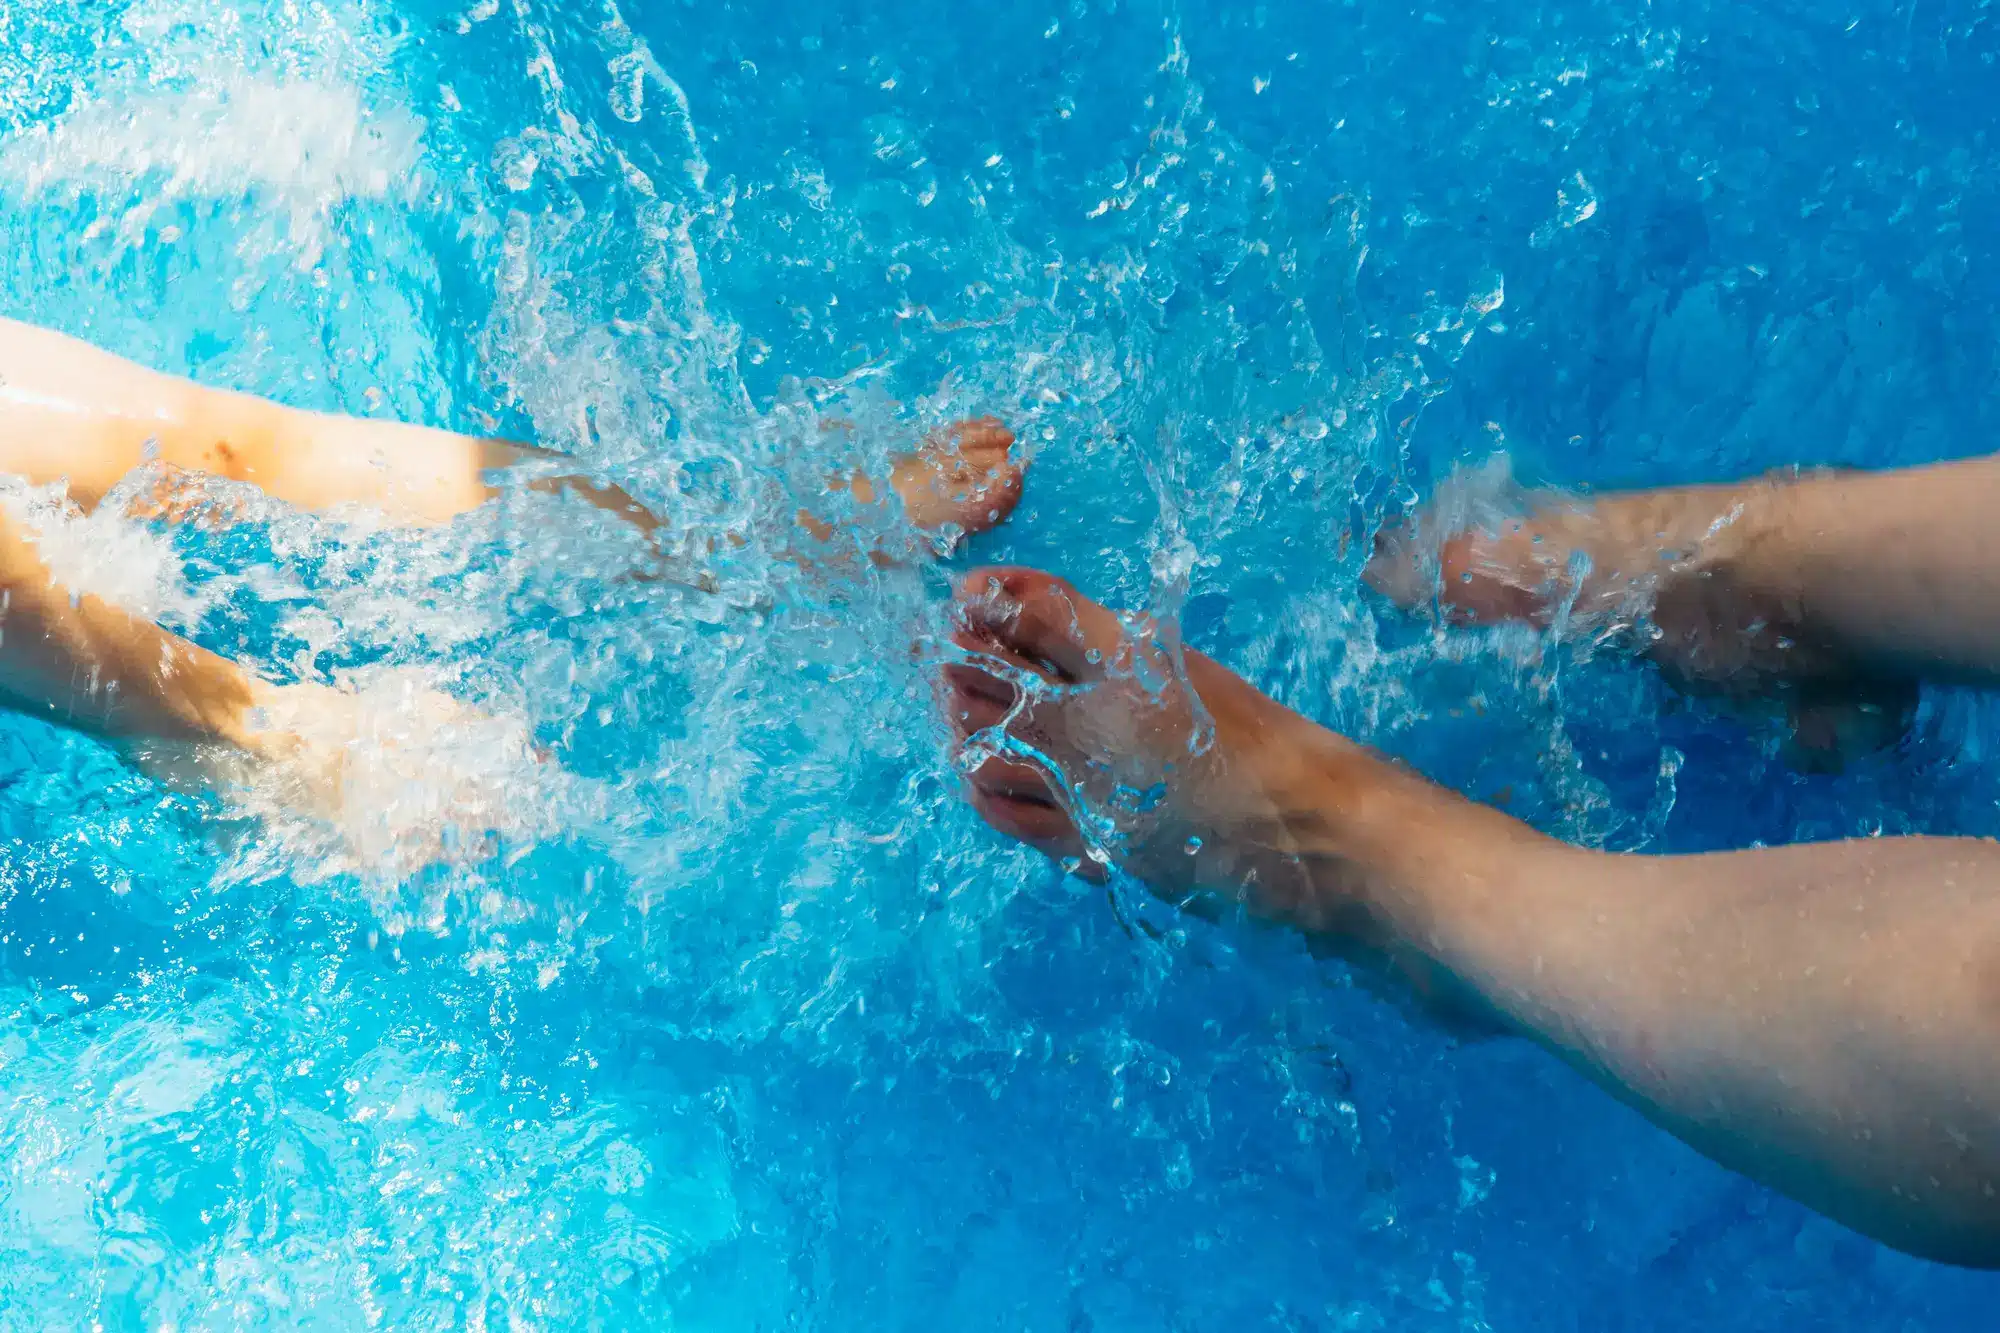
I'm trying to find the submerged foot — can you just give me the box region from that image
[221,674,549,874]
[886,417,1026,534]
[806,416,1026,548]
[1362,472,1758,651]
[1362,470,1917,765]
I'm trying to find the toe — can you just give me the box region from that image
[1362,523,1429,606]
[955,567,1127,682]
[942,662,1019,732]
[965,758,1085,857]
[1365,518,1562,626]
[890,417,1023,531]
[1437,529,1556,624]
[950,416,1015,465]
[961,460,1025,532]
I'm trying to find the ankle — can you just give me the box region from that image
[1178,666,1417,934]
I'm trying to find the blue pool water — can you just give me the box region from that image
[2,0,2000,1326]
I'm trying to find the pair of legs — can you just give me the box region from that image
[20,308,2000,1261]
[942,455,2000,1267]
[0,315,1024,828]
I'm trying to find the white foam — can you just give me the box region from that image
[220,665,576,891]
[1,74,423,264]
[0,479,202,627]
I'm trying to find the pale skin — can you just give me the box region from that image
[942,456,2000,1269]
[0,314,1024,810]
[0,315,1022,543]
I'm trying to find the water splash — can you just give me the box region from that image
[2,0,1997,1326]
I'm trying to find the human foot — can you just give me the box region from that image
[221,673,549,874]
[890,417,1024,534]
[1363,468,1916,763]
[1362,470,1767,664]
[861,417,1025,535]
[941,566,1347,917]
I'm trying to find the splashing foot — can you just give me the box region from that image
[1362,468,1917,765]
[887,417,1025,534]
[940,566,1335,911]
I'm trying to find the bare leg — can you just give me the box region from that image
[941,567,2000,1267]
[0,316,496,523]
[0,503,541,868]
[0,316,1026,548]
[0,499,270,747]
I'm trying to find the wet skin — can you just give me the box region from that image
[943,565,2000,1267]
